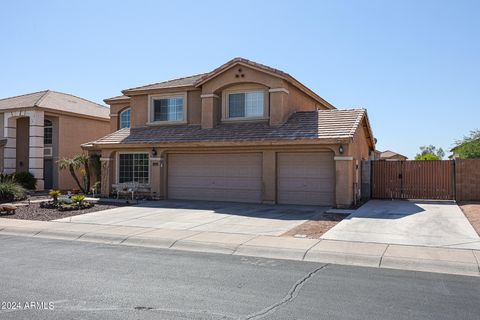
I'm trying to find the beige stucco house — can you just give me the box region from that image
[0,90,110,190]
[84,58,375,208]
[375,150,408,161]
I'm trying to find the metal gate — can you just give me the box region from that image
[371,160,455,200]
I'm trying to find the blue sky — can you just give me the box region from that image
[1,0,479,158]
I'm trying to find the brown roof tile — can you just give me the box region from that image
[0,90,109,119]
[122,73,207,93]
[104,95,130,103]
[87,109,367,146]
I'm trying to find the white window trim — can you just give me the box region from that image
[116,152,151,185]
[147,92,188,125]
[119,108,131,129]
[222,88,269,122]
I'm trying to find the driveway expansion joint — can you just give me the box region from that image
[301,239,322,261]
[243,264,328,320]
[378,244,390,268]
[472,250,480,273]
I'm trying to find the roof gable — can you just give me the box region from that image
[194,58,335,110]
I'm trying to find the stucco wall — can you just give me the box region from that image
[58,114,110,190]
[288,84,324,112]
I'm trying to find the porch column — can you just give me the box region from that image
[100,157,113,197]
[262,151,276,204]
[149,150,164,199]
[335,156,354,208]
[3,115,16,174]
[29,111,45,190]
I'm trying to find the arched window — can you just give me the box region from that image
[119,108,131,129]
[44,119,53,145]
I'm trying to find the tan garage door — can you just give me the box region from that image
[277,152,335,206]
[168,153,262,203]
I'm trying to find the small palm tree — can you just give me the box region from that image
[74,154,91,193]
[58,156,85,193]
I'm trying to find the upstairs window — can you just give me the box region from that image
[151,95,185,122]
[228,91,264,118]
[44,119,53,145]
[119,108,131,129]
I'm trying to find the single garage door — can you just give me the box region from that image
[277,152,335,206]
[168,153,262,203]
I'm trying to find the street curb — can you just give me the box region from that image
[0,220,479,277]
[380,256,479,276]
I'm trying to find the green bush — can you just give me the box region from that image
[0,181,26,202]
[11,172,37,190]
[72,195,86,204]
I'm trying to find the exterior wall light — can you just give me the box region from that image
[151,147,157,156]
[339,145,344,154]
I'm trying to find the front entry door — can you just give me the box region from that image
[43,159,53,190]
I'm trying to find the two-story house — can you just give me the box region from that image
[0,90,110,190]
[83,58,375,208]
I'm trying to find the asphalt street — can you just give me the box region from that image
[0,235,479,320]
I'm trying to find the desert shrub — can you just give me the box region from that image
[11,172,37,190]
[0,181,26,202]
[49,190,61,203]
[72,195,86,205]
[0,173,15,183]
[58,201,93,211]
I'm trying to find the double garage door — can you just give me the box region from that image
[167,152,334,206]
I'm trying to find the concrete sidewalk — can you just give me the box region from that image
[1,218,479,277]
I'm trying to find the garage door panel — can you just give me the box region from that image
[168,187,261,203]
[278,191,334,205]
[277,152,334,206]
[169,176,261,189]
[278,178,335,192]
[168,153,262,203]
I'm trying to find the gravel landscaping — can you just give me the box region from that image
[281,212,346,239]
[0,202,129,221]
[459,202,480,235]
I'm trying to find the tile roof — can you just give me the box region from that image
[380,150,407,159]
[87,109,367,146]
[122,73,207,93]
[104,95,130,103]
[0,90,109,119]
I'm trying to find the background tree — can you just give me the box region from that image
[454,129,480,159]
[415,145,445,160]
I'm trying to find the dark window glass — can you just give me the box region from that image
[153,97,184,121]
[118,153,149,183]
[44,119,53,145]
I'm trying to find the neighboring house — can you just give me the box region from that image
[84,58,375,208]
[0,90,110,190]
[376,150,408,161]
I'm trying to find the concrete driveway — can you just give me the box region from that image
[56,200,327,236]
[322,200,480,249]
